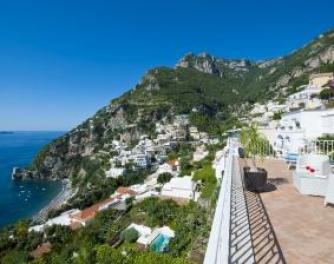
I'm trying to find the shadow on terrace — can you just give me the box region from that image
[238,159,286,264]
[242,158,334,264]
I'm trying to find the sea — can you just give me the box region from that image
[0,131,65,228]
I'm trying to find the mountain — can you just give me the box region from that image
[13,28,334,206]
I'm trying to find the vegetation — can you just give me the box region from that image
[157,172,173,184]
[319,88,334,100]
[240,123,268,169]
[193,162,216,200]
[272,111,282,120]
[121,228,139,243]
[0,197,211,263]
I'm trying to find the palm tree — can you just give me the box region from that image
[240,123,266,171]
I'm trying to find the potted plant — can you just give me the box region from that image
[240,123,268,192]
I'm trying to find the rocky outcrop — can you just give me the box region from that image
[12,167,40,180]
[305,46,334,69]
[176,52,253,77]
[176,52,221,75]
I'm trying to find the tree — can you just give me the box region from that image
[129,252,192,264]
[122,228,139,243]
[14,220,28,239]
[95,244,125,264]
[319,88,334,100]
[272,112,282,120]
[157,172,173,184]
[1,250,28,264]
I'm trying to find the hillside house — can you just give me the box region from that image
[106,167,125,178]
[29,209,81,232]
[161,176,197,201]
[287,85,323,110]
[309,72,334,87]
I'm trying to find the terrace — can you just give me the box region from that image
[204,138,334,264]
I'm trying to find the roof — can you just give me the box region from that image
[167,159,179,166]
[166,176,194,190]
[130,184,149,194]
[72,206,97,222]
[116,186,136,195]
[127,223,152,236]
[71,197,116,222]
[30,242,52,258]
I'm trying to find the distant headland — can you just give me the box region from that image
[0,131,14,134]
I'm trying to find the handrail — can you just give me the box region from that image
[204,139,233,264]
[204,137,255,264]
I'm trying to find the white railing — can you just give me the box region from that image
[301,140,334,161]
[204,138,255,264]
[204,141,232,264]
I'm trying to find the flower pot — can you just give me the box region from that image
[243,167,268,192]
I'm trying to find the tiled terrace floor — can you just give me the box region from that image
[258,159,334,264]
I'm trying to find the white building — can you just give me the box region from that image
[193,145,209,162]
[130,184,151,195]
[250,103,267,115]
[281,109,334,139]
[126,223,152,241]
[190,128,201,140]
[274,118,306,155]
[161,176,196,200]
[156,163,175,175]
[133,153,151,168]
[287,85,323,110]
[267,102,288,113]
[309,72,333,87]
[274,109,334,155]
[29,209,81,232]
[106,167,125,178]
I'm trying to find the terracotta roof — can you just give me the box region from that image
[71,197,117,222]
[72,206,98,222]
[116,187,136,195]
[30,242,52,258]
[168,159,179,166]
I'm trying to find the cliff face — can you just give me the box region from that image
[13,28,334,187]
[176,52,253,77]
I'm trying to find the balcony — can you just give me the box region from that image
[204,138,334,264]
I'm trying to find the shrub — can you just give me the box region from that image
[122,228,139,243]
[272,112,282,120]
[193,164,216,199]
[157,172,173,184]
[319,88,334,100]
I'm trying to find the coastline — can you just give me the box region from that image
[35,179,73,219]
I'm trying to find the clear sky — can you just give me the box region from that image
[0,0,333,131]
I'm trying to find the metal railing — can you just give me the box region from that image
[204,138,255,264]
[301,140,334,161]
[248,139,334,162]
[204,138,286,264]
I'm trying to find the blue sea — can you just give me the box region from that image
[0,131,65,228]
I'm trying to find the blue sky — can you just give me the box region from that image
[0,0,333,131]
